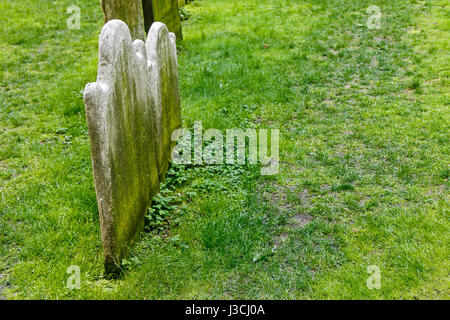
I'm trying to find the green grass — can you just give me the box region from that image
[0,0,448,299]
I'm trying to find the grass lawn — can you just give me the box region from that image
[0,0,448,299]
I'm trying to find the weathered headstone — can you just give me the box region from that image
[143,0,183,40]
[100,0,146,41]
[147,22,182,179]
[83,20,181,275]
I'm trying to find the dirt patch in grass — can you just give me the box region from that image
[0,274,9,300]
[262,182,313,213]
[288,214,313,228]
[273,233,289,249]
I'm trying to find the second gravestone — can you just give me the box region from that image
[84,20,181,276]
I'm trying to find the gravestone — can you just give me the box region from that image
[100,0,146,41]
[83,20,181,275]
[147,22,182,179]
[150,0,183,40]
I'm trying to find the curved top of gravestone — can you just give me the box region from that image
[146,22,177,66]
[96,20,137,87]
